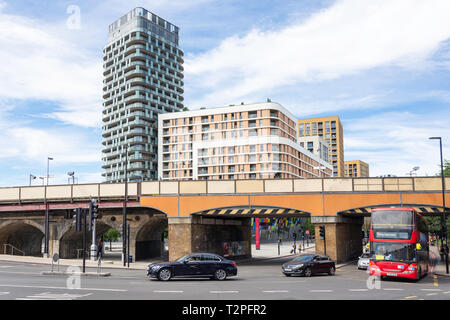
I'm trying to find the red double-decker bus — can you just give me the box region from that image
[368,207,429,280]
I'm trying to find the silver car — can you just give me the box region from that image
[357,252,370,270]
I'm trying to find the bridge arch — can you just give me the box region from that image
[134,215,168,260]
[190,205,311,218]
[338,203,449,217]
[0,220,45,256]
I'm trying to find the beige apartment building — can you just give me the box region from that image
[298,116,344,177]
[344,160,370,177]
[158,102,333,180]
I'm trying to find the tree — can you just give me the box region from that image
[444,160,450,177]
[103,228,120,251]
[428,159,450,240]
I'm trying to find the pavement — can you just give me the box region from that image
[8,241,449,274]
[430,246,450,278]
[0,241,318,271]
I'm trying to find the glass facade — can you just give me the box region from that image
[102,8,184,182]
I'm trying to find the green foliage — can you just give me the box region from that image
[425,216,450,238]
[103,228,120,242]
[444,160,450,177]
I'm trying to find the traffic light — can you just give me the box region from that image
[73,208,82,232]
[88,199,98,231]
[319,225,325,240]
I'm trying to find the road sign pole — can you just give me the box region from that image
[255,218,260,250]
[82,209,86,273]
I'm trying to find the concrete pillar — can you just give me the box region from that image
[168,216,251,261]
[312,216,363,263]
[48,224,59,258]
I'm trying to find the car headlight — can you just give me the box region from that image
[293,264,304,269]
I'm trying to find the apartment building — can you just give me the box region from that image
[101,8,184,182]
[297,116,344,177]
[297,136,330,163]
[344,160,370,177]
[158,102,333,180]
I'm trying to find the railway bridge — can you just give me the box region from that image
[0,177,448,263]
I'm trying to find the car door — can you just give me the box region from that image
[180,254,202,276]
[320,256,332,273]
[311,256,322,274]
[200,254,218,275]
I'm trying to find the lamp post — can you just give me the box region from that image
[122,145,129,267]
[44,157,53,258]
[408,166,420,177]
[68,172,75,184]
[46,157,53,185]
[29,174,36,186]
[429,137,448,274]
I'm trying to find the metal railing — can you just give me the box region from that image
[3,244,25,256]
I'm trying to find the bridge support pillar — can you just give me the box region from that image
[311,216,363,264]
[48,224,60,258]
[168,216,251,261]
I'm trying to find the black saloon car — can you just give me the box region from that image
[282,254,335,277]
[147,253,238,281]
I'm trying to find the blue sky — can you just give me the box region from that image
[0,0,449,187]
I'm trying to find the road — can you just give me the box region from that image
[0,257,449,301]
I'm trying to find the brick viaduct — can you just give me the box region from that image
[0,177,448,263]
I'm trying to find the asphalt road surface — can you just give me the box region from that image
[0,257,449,300]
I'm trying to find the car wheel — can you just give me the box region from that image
[158,268,172,281]
[214,269,227,281]
[328,266,335,276]
[304,267,312,277]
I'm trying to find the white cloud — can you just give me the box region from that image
[184,0,450,108]
[343,111,450,177]
[0,4,103,127]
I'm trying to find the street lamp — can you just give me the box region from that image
[408,166,420,176]
[122,145,129,267]
[39,176,45,186]
[429,136,448,274]
[29,174,36,186]
[67,171,75,184]
[44,156,53,258]
[47,157,53,185]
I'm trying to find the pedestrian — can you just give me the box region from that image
[97,239,103,260]
[440,246,445,262]
[298,243,302,253]
[290,243,296,254]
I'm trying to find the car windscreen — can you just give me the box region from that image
[361,253,370,258]
[293,256,314,262]
[176,254,190,262]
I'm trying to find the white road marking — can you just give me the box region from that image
[383,288,404,291]
[0,266,13,269]
[16,292,93,300]
[349,289,369,292]
[0,292,10,296]
[0,284,127,292]
[210,291,239,294]
[420,289,442,292]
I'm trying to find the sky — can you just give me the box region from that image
[0,0,449,187]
